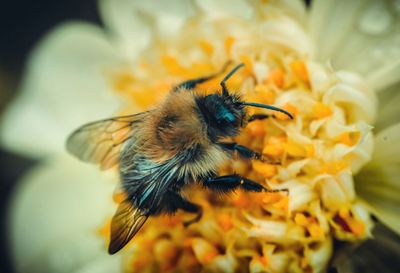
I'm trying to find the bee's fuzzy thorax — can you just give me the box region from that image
[140,90,210,161]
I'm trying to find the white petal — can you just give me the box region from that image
[356,123,400,234]
[310,0,400,89]
[323,71,377,124]
[375,82,400,132]
[260,16,312,56]
[10,156,118,273]
[100,0,195,57]
[0,22,123,157]
[194,0,254,20]
[304,238,332,273]
[99,0,152,60]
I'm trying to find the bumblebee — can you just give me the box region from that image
[67,64,293,254]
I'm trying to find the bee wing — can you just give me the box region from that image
[108,200,148,254]
[66,112,149,170]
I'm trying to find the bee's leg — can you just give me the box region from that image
[219,142,261,160]
[166,191,203,226]
[219,142,281,164]
[204,174,288,194]
[248,114,275,122]
[174,61,231,91]
[204,174,265,193]
[181,202,203,227]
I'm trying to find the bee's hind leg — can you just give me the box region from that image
[166,191,203,227]
[204,174,265,193]
[173,61,231,91]
[204,174,288,195]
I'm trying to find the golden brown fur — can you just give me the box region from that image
[142,90,210,162]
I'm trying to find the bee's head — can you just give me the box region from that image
[196,93,246,139]
[195,63,293,141]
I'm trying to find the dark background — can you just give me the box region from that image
[0,1,100,272]
[0,1,399,273]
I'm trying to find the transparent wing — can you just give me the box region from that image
[108,200,148,254]
[66,112,148,170]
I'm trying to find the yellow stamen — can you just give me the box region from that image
[290,60,309,85]
[254,84,276,104]
[262,192,283,205]
[224,36,235,56]
[272,197,289,211]
[339,208,350,219]
[161,55,187,76]
[275,103,297,120]
[246,120,266,137]
[308,223,323,238]
[113,71,135,92]
[252,161,277,178]
[294,213,308,226]
[347,219,365,236]
[199,39,214,56]
[301,257,308,268]
[263,136,286,157]
[267,68,285,88]
[313,102,332,119]
[217,213,234,232]
[191,238,219,264]
[285,141,311,158]
[240,55,253,73]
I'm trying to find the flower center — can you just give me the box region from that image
[105,15,377,273]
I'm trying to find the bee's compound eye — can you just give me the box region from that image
[222,112,236,123]
[217,109,236,124]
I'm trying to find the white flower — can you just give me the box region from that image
[1,0,399,273]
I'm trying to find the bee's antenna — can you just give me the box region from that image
[241,102,294,119]
[221,63,245,96]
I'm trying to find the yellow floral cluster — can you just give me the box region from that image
[99,36,374,272]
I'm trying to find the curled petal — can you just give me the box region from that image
[310,0,400,90]
[356,123,400,234]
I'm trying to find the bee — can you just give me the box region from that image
[66,63,293,254]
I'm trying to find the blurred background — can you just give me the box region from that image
[0,1,99,272]
[0,1,399,273]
